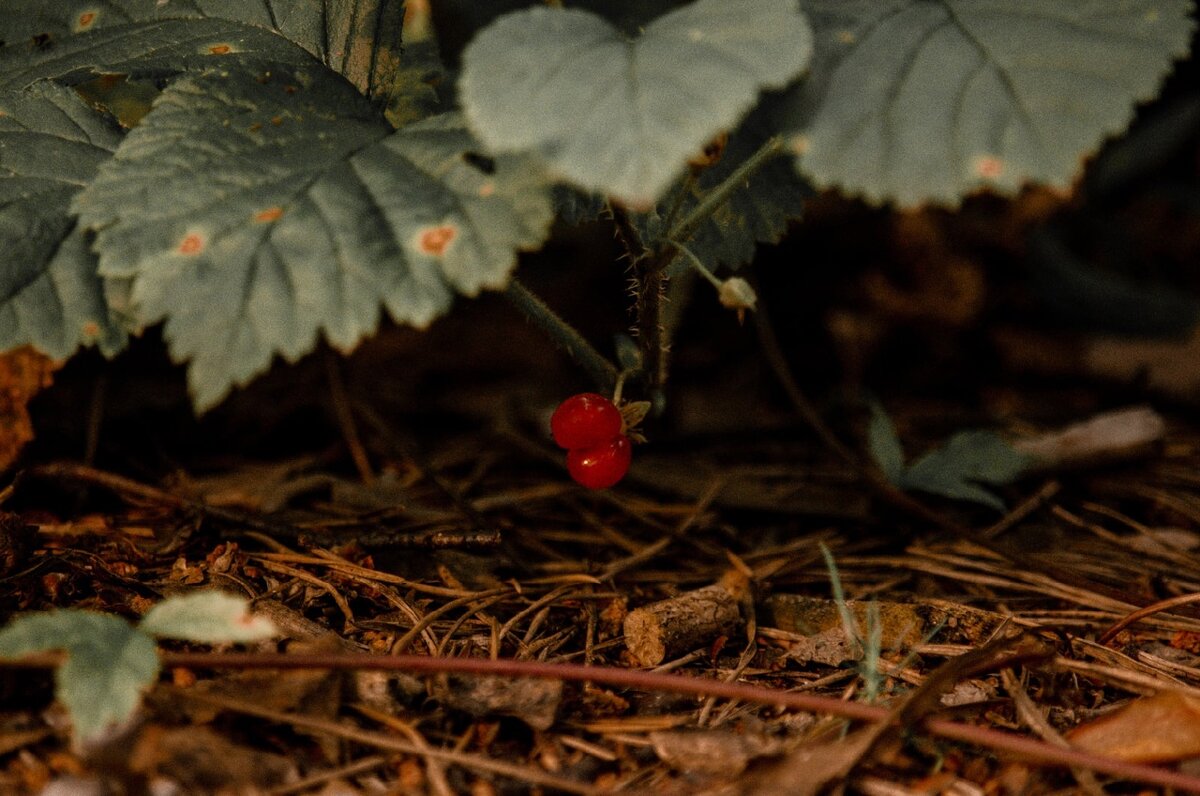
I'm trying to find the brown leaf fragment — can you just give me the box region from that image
[0,348,58,472]
[1067,690,1200,763]
[650,728,789,776]
[431,674,562,731]
[128,725,297,792]
[739,725,878,796]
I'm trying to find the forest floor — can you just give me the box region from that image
[5,209,1200,794]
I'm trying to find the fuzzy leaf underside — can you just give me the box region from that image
[782,0,1195,205]
[0,82,124,358]
[73,66,554,410]
[459,0,813,207]
[0,0,405,101]
[0,611,159,743]
[0,17,319,90]
[139,590,278,643]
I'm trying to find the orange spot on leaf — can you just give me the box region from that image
[81,321,100,339]
[77,11,97,29]
[270,116,283,126]
[418,225,456,256]
[974,155,1004,180]
[178,233,205,255]
[208,43,232,55]
[253,207,284,223]
[478,181,496,198]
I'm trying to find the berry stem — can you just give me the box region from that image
[669,239,723,290]
[504,277,619,392]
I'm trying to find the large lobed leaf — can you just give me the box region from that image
[74,65,554,410]
[0,611,159,744]
[459,0,813,207]
[782,0,1195,206]
[0,0,405,101]
[0,82,124,357]
[0,17,319,90]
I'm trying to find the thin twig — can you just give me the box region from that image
[185,690,601,795]
[1001,668,1105,796]
[1098,591,1200,646]
[323,348,374,485]
[504,277,619,392]
[4,649,1195,791]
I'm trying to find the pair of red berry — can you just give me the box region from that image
[551,393,632,489]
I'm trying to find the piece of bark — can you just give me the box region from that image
[765,595,1005,666]
[624,571,749,666]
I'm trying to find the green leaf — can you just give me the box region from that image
[0,82,124,357]
[900,431,1032,510]
[0,0,407,102]
[866,401,905,484]
[139,590,277,643]
[0,611,159,744]
[74,66,554,410]
[459,0,813,207]
[781,0,1195,205]
[0,18,319,90]
[643,100,809,271]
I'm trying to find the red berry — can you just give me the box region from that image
[550,393,622,450]
[567,435,632,489]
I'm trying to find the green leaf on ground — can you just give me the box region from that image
[781,0,1195,205]
[139,591,277,643]
[0,82,124,358]
[901,431,1032,511]
[459,0,812,207]
[74,66,554,410]
[0,611,159,744]
[869,404,1032,510]
[866,401,905,484]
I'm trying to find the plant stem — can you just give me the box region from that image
[635,265,668,395]
[648,135,786,277]
[504,277,618,392]
[670,239,724,290]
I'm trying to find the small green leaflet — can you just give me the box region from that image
[0,82,124,357]
[73,66,554,410]
[782,0,1195,206]
[0,611,159,745]
[0,595,276,745]
[139,590,278,643]
[0,0,405,102]
[867,403,1031,510]
[459,0,813,207]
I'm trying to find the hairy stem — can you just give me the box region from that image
[504,277,618,392]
